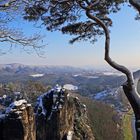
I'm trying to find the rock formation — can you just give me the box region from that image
[35,85,95,140]
[0,99,36,140]
[0,85,94,140]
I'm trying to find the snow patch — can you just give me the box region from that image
[94,88,118,100]
[3,95,7,99]
[37,95,47,115]
[85,76,99,79]
[30,74,44,77]
[83,104,86,108]
[13,99,27,107]
[75,97,79,100]
[5,99,27,114]
[103,72,123,76]
[63,84,78,91]
[94,90,108,100]
[54,84,62,92]
[67,131,73,140]
[73,74,80,77]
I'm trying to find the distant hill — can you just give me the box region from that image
[0,64,126,98]
[133,70,140,79]
[0,63,86,75]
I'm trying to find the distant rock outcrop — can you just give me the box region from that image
[0,86,94,140]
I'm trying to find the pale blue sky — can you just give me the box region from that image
[0,4,140,69]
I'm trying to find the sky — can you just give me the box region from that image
[0,4,140,70]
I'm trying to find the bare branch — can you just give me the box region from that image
[0,0,46,56]
[0,26,46,55]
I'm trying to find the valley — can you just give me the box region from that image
[0,63,140,140]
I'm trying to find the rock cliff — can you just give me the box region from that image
[0,99,36,140]
[0,86,94,140]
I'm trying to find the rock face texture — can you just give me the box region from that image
[35,86,95,140]
[72,97,95,140]
[0,99,36,140]
[0,86,94,140]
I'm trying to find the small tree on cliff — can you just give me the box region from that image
[23,0,140,139]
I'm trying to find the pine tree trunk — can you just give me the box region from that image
[129,0,140,14]
[123,84,140,140]
[81,2,140,139]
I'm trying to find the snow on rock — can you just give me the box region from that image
[36,94,47,115]
[82,104,86,108]
[13,99,27,106]
[35,89,55,116]
[3,95,7,99]
[5,99,28,114]
[67,131,73,140]
[75,97,79,100]
[36,86,95,140]
[54,84,62,92]
[35,85,65,118]
[0,99,35,140]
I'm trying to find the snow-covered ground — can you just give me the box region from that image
[63,84,78,91]
[73,74,99,79]
[103,72,123,76]
[94,90,108,100]
[93,88,118,100]
[30,74,44,77]
[83,76,99,79]
[73,74,80,77]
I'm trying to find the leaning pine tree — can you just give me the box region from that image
[24,0,140,139]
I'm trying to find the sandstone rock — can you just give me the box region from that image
[0,86,95,140]
[35,87,95,140]
[0,99,36,140]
